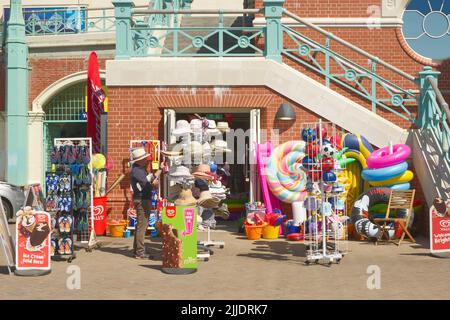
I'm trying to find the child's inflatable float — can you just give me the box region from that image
[350,187,413,240]
[362,144,413,190]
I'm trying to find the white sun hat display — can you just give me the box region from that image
[211,139,232,153]
[207,119,221,135]
[172,120,192,136]
[190,119,203,131]
[217,121,231,133]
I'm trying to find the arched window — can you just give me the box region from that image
[402,0,450,60]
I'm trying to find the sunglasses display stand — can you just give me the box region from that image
[128,140,161,233]
[53,138,98,253]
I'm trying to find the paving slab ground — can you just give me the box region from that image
[1,222,449,300]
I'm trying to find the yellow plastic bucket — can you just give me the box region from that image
[262,225,280,239]
[107,220,127,238]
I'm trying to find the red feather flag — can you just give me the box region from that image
[86,52,105,154]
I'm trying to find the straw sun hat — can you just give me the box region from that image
[129,147,151,164]
[175,188,197,206]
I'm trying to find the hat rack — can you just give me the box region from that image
[169,115,230,255]
[53,138,98,252]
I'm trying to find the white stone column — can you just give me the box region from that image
[27,110,45,185]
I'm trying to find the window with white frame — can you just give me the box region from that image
[402,0,450,60]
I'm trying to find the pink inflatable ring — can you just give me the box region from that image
[367,144,411,169]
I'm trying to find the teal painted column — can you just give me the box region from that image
[113,0,134,60]
[418,66,440,129]
[263,0,285,63]
[5,0,28,186]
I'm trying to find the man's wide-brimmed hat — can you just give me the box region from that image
[129,147,151,164]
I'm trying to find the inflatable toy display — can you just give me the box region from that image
[351,187,409,240]
[266,141,308,203]
[340,134,372,212]
[366,144,411,168]
[342,133,374,158]
[363,143,414,190]
[256,142,281,213]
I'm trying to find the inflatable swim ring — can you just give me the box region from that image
[351,187,409,240]
[388,183,411,191]
[266,141,308,203]
[366,144,411,169]
[368,170,414,187]
[362,162,408,182]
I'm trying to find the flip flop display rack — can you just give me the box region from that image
[45,171,75,260]
[49,138,96,251]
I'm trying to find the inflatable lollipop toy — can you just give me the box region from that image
[266,141,308,203]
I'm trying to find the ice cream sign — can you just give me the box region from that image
[430,198,450,254]
[16,208,51,271]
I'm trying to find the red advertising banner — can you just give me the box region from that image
[16,210,51,271]
[430,199,450,253]
[86,51,106,154]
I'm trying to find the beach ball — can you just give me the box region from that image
[308,170,322,181]
[323,171,337,183]
[320,143,336,158]
[329,134,342,150]
[306,142,320,157]
[301,128,317,142]
[79,111,88,120]
[92,153,106,169]
[321,157,334,172]
[316,126,327,140]
[302,157,314,170]
[209,162,218,173]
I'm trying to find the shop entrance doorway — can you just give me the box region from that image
[163,108,261,204]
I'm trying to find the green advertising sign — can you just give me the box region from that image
[162,205,197,274]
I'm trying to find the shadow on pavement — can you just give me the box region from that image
[97,245,135,258]
[0,266,12,275]
[237,240,307,261]
[139,264,163,271]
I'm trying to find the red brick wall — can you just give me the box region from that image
[256,0,382,17]
[106,85,424,222]
[106,86,331,219]
[28,55,113,109]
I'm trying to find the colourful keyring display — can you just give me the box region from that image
[362,161,408,182]
[366,144,411,169]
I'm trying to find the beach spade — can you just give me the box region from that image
[152,141,159,171]
[30,222,51,247]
